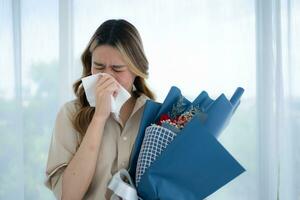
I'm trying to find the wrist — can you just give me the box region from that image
[91,114,108,124]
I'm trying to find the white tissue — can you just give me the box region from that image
[81,73,131,116]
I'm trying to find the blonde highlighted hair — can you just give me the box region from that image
[72,19,155,136]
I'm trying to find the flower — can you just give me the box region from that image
[157,114,170,125]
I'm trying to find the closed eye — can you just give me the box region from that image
[112,65,126,72]
[93,61,126,72]
[93,66,105,71]
[93,62,105,71]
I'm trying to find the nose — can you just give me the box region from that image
[102,66,116,78]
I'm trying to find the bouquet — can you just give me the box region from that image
[136,96,208,187]
[108,86,245,200]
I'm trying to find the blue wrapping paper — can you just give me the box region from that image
[128,86,245,200]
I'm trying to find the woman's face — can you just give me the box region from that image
[91,45,136,93]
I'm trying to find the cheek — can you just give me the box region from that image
[116,73,135,90]
[92,68,103,75]
[91,67,97,74]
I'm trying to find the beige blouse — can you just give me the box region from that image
[45,94,149,200]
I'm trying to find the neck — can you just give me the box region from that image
[119,96,137,126]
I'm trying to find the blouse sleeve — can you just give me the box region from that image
[44,101,82,199]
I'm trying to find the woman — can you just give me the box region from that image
[45,19,155,200]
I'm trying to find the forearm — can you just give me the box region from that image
[62,116,106,200]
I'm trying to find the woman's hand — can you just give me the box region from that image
[93,73,119,121]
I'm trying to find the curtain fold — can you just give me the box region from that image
[12,0,25,198]
[256,0,299,199]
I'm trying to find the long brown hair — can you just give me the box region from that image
[72,19,155,137]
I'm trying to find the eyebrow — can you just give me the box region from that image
[93,61,126,68]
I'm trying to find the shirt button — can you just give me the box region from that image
[123,136,127,141]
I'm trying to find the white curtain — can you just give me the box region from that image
[256,0,300,199]
[0,0,299,199]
